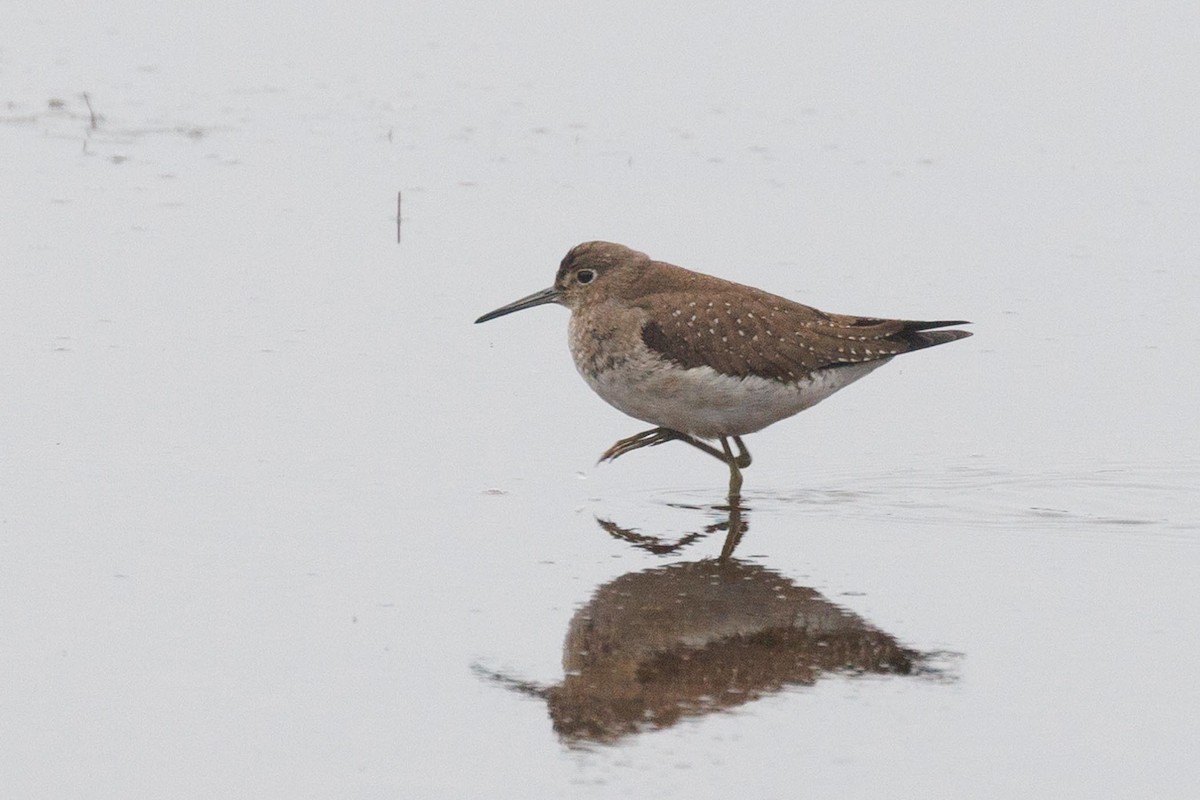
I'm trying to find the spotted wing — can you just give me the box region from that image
[636,281,970,383]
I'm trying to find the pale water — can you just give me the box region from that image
[3,3,1198,798]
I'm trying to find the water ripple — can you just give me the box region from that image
[630,457,1199,543]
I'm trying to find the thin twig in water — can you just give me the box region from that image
[81,92,99,130]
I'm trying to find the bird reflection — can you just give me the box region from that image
[597,488,747,560]
[476,502,946,745]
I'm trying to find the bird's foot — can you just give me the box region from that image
[599,427,682,463]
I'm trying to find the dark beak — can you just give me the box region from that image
[475,286,562,323]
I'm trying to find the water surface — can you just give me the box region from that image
[3,3,1198,798]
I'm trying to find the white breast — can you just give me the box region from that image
[576,348,887,438]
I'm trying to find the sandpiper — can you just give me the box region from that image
[476,241,970,493]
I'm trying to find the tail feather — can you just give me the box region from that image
[902,322,972,351]
[903,319,972,332]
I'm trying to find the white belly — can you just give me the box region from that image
[578,353,887,438]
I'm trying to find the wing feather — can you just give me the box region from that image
[633,266,970,382]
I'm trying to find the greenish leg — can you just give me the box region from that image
[720,435,744,498]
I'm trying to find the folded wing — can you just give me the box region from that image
[636,283,971,383]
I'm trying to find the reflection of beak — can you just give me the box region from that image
[475,286,562,323]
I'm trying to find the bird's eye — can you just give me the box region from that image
[576,269,595,285]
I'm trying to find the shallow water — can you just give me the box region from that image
[3,3,1199,798]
